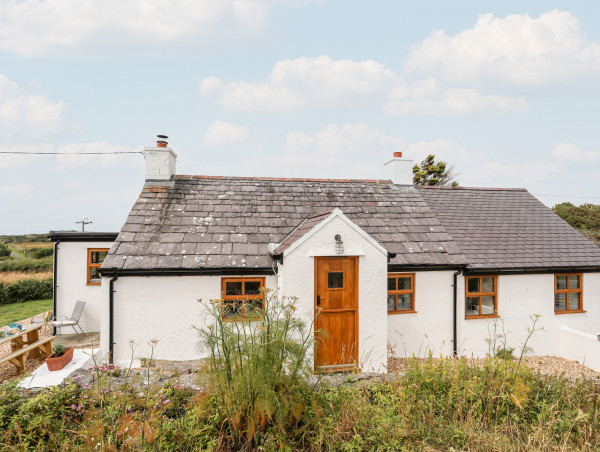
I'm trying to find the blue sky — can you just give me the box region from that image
[1,1,599,234]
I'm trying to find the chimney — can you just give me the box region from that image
[384,151,413,185]
[143,134,177,185]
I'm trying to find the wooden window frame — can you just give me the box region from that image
[87,248,109,286]
[554,273,585,314]
[387,273,416,314]
[221,277,266,320]
[465,275,498,319]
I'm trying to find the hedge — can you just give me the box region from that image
[0,256,53,273]
[0,278,53,305]
[27,247,54,259]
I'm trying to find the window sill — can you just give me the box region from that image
[86,282,101,286]
[555,309,586,315]
[388,310,417,315]
[465,314,499,319]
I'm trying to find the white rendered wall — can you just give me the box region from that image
[387,271,455,358]
[279,215,389,372]
[559,327,600,372]
[55,241,114,334]
[457,272,600,358]
[387,272,600,360]
[103,274,277,366]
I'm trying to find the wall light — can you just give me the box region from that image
[335,234,343,255]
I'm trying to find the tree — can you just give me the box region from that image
[0,242,11,257]
[552,202,600,246]
[413,154,459,187]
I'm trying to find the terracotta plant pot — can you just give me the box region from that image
[45,347,75,371]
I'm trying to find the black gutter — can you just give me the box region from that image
[109,275,119,365]
[100,267,275,277]
[48,231,118,242]
[463,266,600,275]
[452,268,464,357]
[52,240,59,336]
[388,263,463,272]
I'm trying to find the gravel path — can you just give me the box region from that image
[389,356,600,381]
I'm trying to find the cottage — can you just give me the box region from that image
[57,136,600,372]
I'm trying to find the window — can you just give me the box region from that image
[387,273,415,314]
[555,273,584,313]
[221,277,265,320]
[87,249,109,285]
[465,275,497,318]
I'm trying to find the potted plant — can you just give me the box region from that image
[45,344,75,371]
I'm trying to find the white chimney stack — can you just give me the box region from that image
[384,151,413,185]
[143,134,177,184]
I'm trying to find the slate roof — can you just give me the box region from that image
[273,209,335,255]
[101,175,600,274]
[418,186,600,270]
[101,175,467,273]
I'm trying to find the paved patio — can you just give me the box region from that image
[53,332,100,348]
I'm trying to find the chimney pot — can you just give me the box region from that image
[157,134,168,148]
[393,152,402,158]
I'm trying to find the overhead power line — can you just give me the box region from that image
[533,193,600,200]
[0,151,142,155]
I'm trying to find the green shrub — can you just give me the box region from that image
[1,278,53,304]
[0,242,11,257]
[0,256,53,272]
[28,247,54,259]
[197,290,313,449]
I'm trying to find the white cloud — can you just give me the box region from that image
[0,0,319,56]
[201,56,523,116]
[406,10,600,84]
[0,74,63,138]
[200,55,400,111]
[384,87,526,116]
[0,184,33,197]
[203,120,250,145]
[553,143,599,163]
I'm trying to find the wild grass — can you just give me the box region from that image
[0,271,53,284]
[1,301,599,451]
[0,298,52,327]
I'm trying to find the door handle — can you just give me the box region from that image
[317,295,321,306]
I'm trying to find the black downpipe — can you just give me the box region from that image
[52,241,59,336]
[452,268,463,357]
[109,275,119,364]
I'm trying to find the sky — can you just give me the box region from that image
[1,0,600,234]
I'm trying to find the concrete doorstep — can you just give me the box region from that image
[19,348,100,389]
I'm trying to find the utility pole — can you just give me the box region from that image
[76,218,92,232]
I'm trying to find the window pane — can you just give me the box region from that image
[225,281,243,296]
[387,295,396,312]
[91,251,108,264]
[555,293,566,311]
[466,297,479,316]
[387,278,396,291]
[481,296,495,315]
[328,272,344,289]
[556,275,567,290]
[245,299,263,317]
[397,294,412,310]
[568,275,580,290]
[222,300,243,319]
[467,278,479,293]
[89,267,101,282]
[245,281,261,295]
[568,293,580,311]
[481,277,494,293]
[397,277,412,291]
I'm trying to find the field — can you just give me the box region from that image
[0,271,53,284]
[0,298,52,327]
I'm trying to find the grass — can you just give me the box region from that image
[0,298,52,327]
[0,271,53,284]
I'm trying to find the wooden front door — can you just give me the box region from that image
[314,257,358,371]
